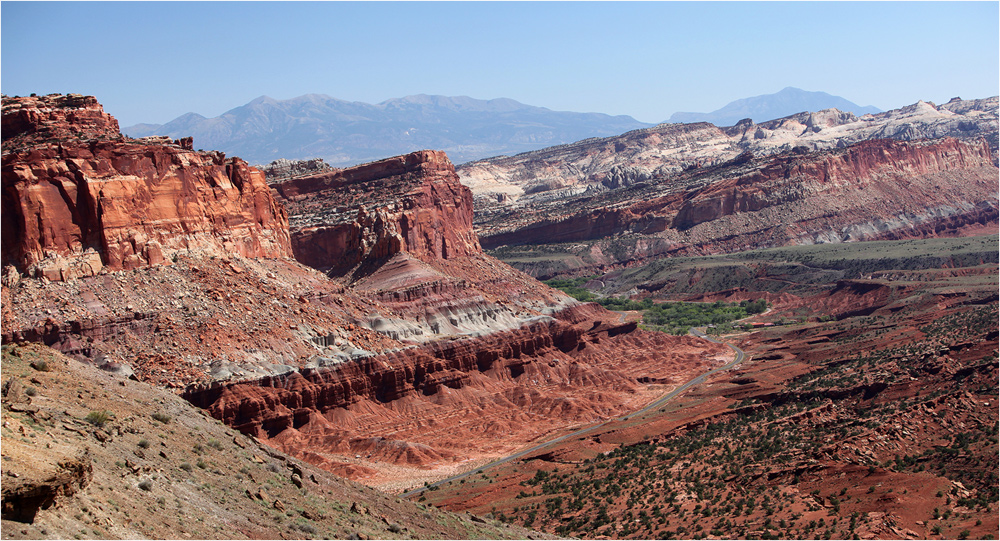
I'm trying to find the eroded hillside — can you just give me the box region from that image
[464,97,999,279]
[1,94,728,530]
[417,238,999,540]
[0,344,552,540]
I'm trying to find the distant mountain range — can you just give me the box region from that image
[124,88,884,167]
[123,94,652,166]
[668,87,882,127]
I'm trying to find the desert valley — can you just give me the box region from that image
[1,89,997,541]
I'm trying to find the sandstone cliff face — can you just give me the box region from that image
[672,137,997,231]
[484,137,999,277]
[2,94,122,150]
[1,95,292,281]
[461,96,998,211]
[272,150,481,274]
[257,157,334,183]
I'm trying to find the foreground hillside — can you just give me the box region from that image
[0,344,551,540]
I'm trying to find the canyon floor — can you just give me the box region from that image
[3,93,997,540]
[415,236,999,540]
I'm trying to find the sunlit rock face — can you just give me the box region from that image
[272,150,481,274]
[2,94,292,281]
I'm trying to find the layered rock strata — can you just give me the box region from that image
[184,303,729,484]
[482,137,999,277]
[0,95,573,389]
[1,94,736,492]
[1,94,122,150]
[271,149,573,344]
[258,157,334,182]
[460,96,998,208]
[1,95,292,281]
[272,150,481,274]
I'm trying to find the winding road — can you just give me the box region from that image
[400,328,748,499]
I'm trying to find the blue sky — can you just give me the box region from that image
[2,1,997,127]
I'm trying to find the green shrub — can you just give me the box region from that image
[295,522,318,535]
[85,410,111,427]
[151,412,171,424]
[30,360,50,372]
[138,439,150,449]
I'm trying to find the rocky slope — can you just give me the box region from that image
[1,94,122,149]
[1,94,292,282]
[419,239,999,540]
[3,95,726,502]
[183,303,728,490]
[460,96,997,207]
[481,136,998,278]
[257,157,334,182]
[1,343,551,540]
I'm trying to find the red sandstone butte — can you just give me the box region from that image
[1,94,292,281]
[272,150,482,273]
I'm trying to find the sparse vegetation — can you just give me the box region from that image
[85,410,111,427]
[544,278,769,334]
[29,359,50,372]
[543,276,599,302]
[426,264,999,540]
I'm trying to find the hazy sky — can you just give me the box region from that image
[2,1,998,127]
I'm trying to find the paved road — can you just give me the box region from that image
[400,328,748,499]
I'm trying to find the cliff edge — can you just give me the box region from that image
[2,94,292,281]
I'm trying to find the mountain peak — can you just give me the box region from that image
[669,88,881,127]
[380,94,533,113]
[246,95,278,106]
[121,94,651,166]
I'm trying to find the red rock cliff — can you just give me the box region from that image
[272,150,482,273]
[181,302,723,451]
[673,137,997,230]
[482,138,997,255]
[2,94,121,150]
[1,95,293,281]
